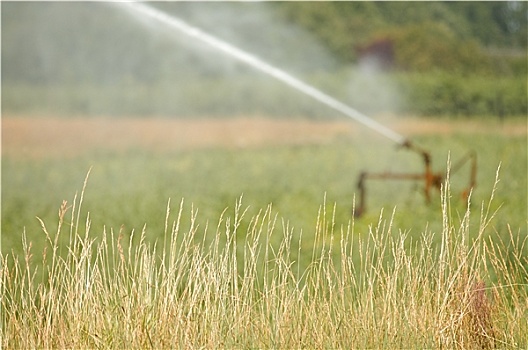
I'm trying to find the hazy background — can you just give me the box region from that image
[2,1,526,119]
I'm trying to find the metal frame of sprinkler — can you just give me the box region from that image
[124,3,478,217]
[353,139,477,217]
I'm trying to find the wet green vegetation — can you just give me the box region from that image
[3,123,526,265]
[1,123,527,348]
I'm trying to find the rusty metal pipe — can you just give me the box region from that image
[353,138,475,218]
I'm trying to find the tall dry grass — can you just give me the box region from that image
[1,168,526,348]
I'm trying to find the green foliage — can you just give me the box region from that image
[3,127,526,262]
[444,1,528,48]
[283,0,511,77]
[379,23,489,73]
[398,72,527,117]
[275,1,527,67]
[4,67,525,119]
[1,78,335,118]
[275,2,385,62]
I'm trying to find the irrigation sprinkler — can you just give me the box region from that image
[121,3,478,217]
[353,139,477,217]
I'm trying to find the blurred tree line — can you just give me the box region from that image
[275,1,527,74]
[2,2,526,118]
[274,2,527,118]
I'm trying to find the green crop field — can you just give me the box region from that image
[1,115,527,348]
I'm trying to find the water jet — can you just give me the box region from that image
[120,2,477,217]
[121,2,406,145]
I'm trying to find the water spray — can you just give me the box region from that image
[121,2,477,217]
[121,2,406,145]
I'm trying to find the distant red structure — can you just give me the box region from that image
[356,38,395,70]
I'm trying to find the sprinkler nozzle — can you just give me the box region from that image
[399,138,413,149]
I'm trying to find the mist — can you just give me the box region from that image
[2,2,405,120]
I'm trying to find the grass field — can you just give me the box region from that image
[2,115,527,347]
